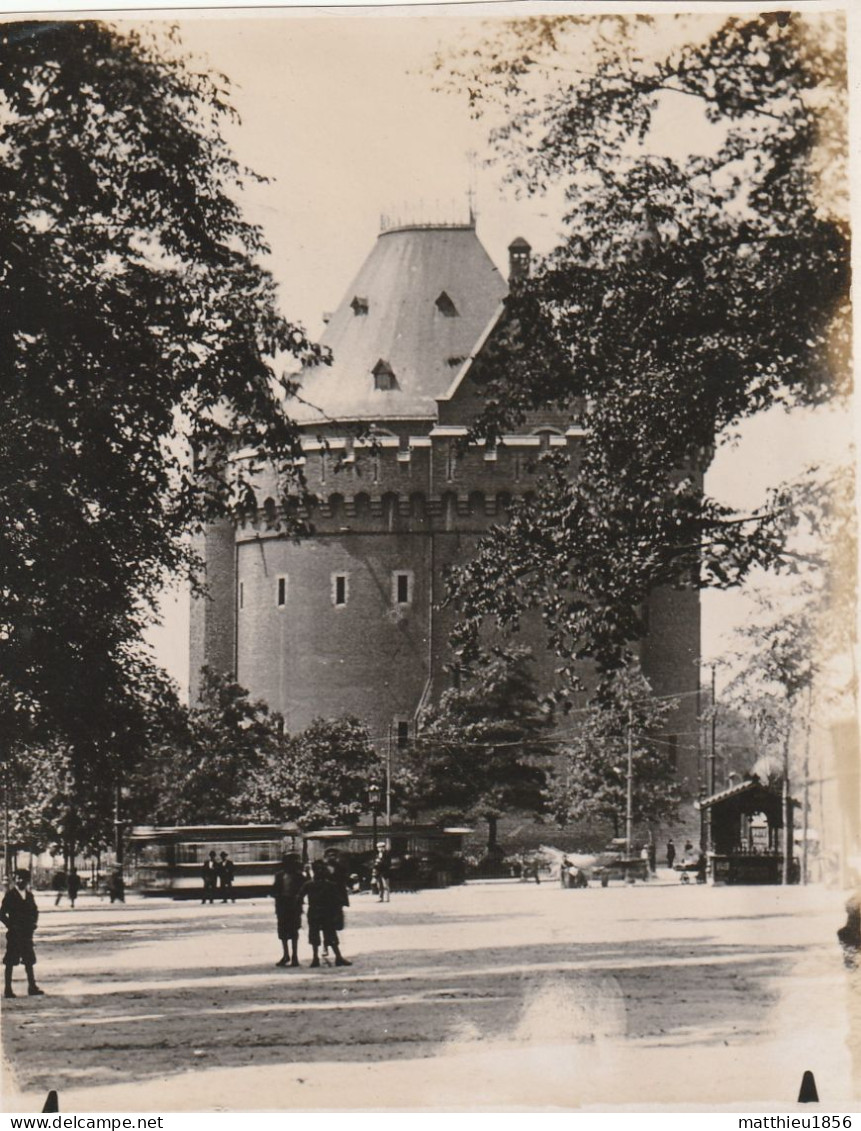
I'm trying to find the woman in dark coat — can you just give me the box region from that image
[300,861,351,967]
[2,869,44,998]
[67,867,82,907]
[272,853,304,967]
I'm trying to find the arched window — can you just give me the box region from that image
[262,497,277,528]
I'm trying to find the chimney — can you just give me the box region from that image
[508,236,531,284]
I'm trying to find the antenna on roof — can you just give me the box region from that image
[467,149,478,227]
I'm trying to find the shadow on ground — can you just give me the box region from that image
[4,933,802,1094]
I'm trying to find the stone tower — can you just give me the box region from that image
[189,220,702,799]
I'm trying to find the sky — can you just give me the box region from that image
[133,9,854,701]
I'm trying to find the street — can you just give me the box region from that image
[1,877,856,1111]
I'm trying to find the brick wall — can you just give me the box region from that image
[188,519,236,704]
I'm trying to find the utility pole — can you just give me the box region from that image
[707,663,717,852]
[802,685,812,885]
[625,705,634,882]
[782,729,792,886]
[114,782,123,866]
[3,761,9,883]
[386,723,392,828]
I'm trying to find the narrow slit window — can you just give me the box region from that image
[333,574,348,607]
[393,571,412,606]
[238,581,244,610]
[276,576,287,607]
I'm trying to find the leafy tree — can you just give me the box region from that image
[3,656,184,873]
[0,21,323,771]
[248,717,383,830]
[544,666,682,839]
[144,667,278,825]
[405,647,551,850]
[724,461,855,770]
[438,13,849,681]
[5,745,102,866]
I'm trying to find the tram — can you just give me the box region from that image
[126,824,300,898]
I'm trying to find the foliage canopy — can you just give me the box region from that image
[439,13,849,680]
[0,21,321,764]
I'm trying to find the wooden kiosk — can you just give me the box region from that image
[696,776,798,885]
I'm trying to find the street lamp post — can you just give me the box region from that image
[368,782,381,859]
[625,705,634,883]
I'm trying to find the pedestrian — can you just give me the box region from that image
[666,839,676,869]
[201,850,220,904]
[647,842,657,876]
[52,868,67,907]
[324,854,350,955]
[2,870,44,998]
[371,841,391,903]
[560,857,572,889]
[322,848,350,956]
[108,868,125,904]
[219,852,235,903]
[301,861,351,967]
[695,846,707,884]
[323,847,350,899]
[272,853,304,967]
[67,866,82,908]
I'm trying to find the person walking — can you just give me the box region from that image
[201,851,220,904]
[301,861,351,967]
[1,870,44,998]
[372,842,391,903]
[272,853,304,967]
[219,852,235,903]
[67,866,82,908]
[666,839,676,869]
[52,869,67,907]
[107,868,125,904]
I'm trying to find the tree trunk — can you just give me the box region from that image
[782,729,792,885]
[487,815,498,852]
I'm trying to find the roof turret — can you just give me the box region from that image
[292,224,507,425]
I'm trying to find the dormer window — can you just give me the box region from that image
[351,296,369,316]
[372,359,398,391]
[435,291,458,317]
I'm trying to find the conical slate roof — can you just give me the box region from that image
[293,224,507,425]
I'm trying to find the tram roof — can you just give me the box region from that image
[305,825,472,840]
[129,823,300,841]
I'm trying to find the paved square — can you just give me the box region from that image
[2,878,856,1111]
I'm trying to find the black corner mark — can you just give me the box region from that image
[42,1090,59,1113]
[798,1070,819,1104]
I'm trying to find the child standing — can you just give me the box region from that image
[1,870,44,998]
[300,861,351,968]
[272,853,304,967]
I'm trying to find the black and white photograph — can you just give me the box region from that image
[0,0,857,1113]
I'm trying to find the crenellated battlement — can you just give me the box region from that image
[236,426,586,538]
